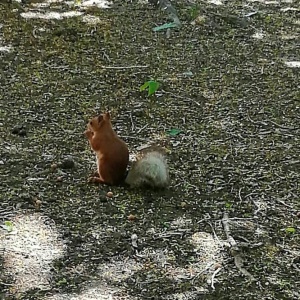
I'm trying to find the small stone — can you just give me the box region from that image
[12,125,27,136]
[99,195,108,203]
[106,191,113,198]
[128,214,136,221]
[50,163,58,171]
[12,125,23,134]
[214,263,222,269]
[60,157,75,169]
[132,108,146,117]
[181,201,187,208]
[34,198,42,210]
[18,129,27,137]
[57,176,63,182]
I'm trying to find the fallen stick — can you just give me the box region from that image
[101,65,149,69]
[222,212,256,281]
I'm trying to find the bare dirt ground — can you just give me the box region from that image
[0,0,299,299]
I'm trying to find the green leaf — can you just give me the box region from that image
[57,278,67,286]
[1,221,14,232]
[225,202,232,209]
[140,81,150,92]
[153,22,178,32]
[285,227,296,234]
[140,80,160,96]
[147,81,160,96]
[166,128,181,136]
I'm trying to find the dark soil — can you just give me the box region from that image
[0,0,299,299]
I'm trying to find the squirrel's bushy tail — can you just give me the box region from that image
[125,151,169,189]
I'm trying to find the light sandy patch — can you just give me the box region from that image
[1,213,65,294]
[79,0,110,8]
[30,0,111,8]
[248,0,279,3]
[82,15,102,24]
[281,34,298,40]
[163,290,207,300]
[98,258,144,282]
[207,0,223,5]
[165,232,223,282]
[135,231,223,299]
[19,0,110,20]
[0,24,13,52]
[281,7,299,11]
[0,45,13,52]
[252,31,266,39]
[21,11,83,19]
[170,217,192,229]
[284,61,300,67]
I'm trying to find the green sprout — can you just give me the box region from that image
[1,221,14,232]
[166,128,182,136]
[285,227,296,234]
[225,202,232,209]
[140,80,160,96]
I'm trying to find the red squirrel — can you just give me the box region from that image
[84,112,169,188]
[84,112,129,185]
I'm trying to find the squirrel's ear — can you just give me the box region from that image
[98,115,104,123]
[104,112,111,120]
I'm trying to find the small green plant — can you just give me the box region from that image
[225,202,232,209]
[140,80,160,96]
[264,15,272,24]
[188,5,200,21]
[56,278,67,286]
[285,227,296,234]
[1,221,14,232]
[166,128,181,136]
[153,23,179,32]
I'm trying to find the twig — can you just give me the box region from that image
[129,112,135,131]
[247,114,298,130]
[268,119,297,130]
[102,51,111,62]
[222,212,256,281]
[238,188,243,202]
[0,281,14,286]
[206,221,223,246]
[275,199,294,208]
[101,65,148,69]
[121,136,148,141]
[247,113,268,126]
[136,124,148,134]
[191,262,214,284]
[211,266,222,290]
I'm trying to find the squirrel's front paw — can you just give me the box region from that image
[88,176,103,184]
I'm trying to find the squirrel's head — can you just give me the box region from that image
[88,112,111,132]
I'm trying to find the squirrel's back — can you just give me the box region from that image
[125,151,169,189]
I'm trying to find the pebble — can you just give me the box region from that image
[12,125,27,136]
[60,157,75,169]
[106,191,113,198]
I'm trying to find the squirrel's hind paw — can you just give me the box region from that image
[88,176,103,184]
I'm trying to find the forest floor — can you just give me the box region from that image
[0,0,299,299]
